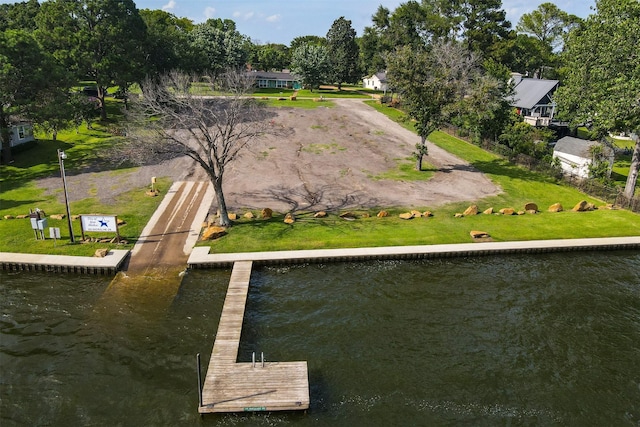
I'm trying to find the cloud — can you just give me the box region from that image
[161,0,176,11]
[233,11,255,20]
[204,7,216,19]
[266,14,281,23]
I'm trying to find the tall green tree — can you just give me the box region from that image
[0,0,40,32]
[290,43,330,91]
[35,0,147,121]
[555,0,640,198]
[289,35,325,52]
[188,18,249,76]
[139,9,193,79]
[325,17,360,90]
[516,2,580,77]
[0,29,69,163]
[387,40,484,171]
[516,2,579,50]
[253,43,290,71]
[459,0,512,61]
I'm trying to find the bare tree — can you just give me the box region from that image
[125,70,279,227]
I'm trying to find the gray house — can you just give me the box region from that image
[249,71,301,89]
[553,136,614,179]
[509,73,559,127]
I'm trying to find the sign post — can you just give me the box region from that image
[49,227,61,246]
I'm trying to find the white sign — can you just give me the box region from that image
[81,215,118,232]
[49,227,61,239]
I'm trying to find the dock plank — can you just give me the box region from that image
[199,261,309,414]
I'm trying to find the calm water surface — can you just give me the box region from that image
[1,251,639,426]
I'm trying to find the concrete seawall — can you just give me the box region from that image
[2,237,638,274]
[188,237,640,268]
[0,250,129,275]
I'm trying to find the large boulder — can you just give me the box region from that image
[470,230,490,239]
[463,205,479,216]
[524,202,538,212]
[261,208,273,219]
[228,213,237,220]
[340,212,357,220]
[50,214,65,220]
[399,212,414,219]
[243,211,254,219]
[411,210,423,217]
[94,248,109,258]
[483,207,494,215]
[573,200,595,212]
[201,226,227,240]
[548,203,563,212]
[284,213,295,224]
[423,211,433,217]
[377,210,389,218]
[314,211,327,218]
[499,208,515,215]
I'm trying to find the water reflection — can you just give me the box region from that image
[1,251,639,426]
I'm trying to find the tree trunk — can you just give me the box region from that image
[623,136,640,198]
[212,177,231,227]
[0,108,13,165]
[415,135,427,171]
[98,86,108,121]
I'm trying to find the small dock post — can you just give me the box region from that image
[196,353,203,407]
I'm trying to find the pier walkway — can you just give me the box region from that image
[199,261,309,414]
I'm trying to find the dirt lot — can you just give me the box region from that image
[39,98,500,213]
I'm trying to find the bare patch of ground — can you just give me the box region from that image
[38,99,500,212]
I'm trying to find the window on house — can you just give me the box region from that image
[18,126,25,139]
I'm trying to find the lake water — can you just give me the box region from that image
[2,250,639,426]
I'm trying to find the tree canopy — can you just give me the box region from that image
[290,43,330,91]
[555,0,640,197]
[325,17,360,89]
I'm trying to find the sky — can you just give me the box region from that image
[143,0,597,45]
[1,0,597,45]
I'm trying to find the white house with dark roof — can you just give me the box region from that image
[509,73,559,127]
[363,72,388,92]
[553,136,614,179]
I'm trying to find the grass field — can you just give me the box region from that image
[203,128,639,253]
[1,95,638,256]
[0,107,169,256]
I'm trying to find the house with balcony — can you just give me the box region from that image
[509,73,559,127]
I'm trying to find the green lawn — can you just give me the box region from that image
[200,104,640,253]
[0,103,169,256]
[2,97,638,257]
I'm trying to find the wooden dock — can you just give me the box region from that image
[198,261,309,413]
